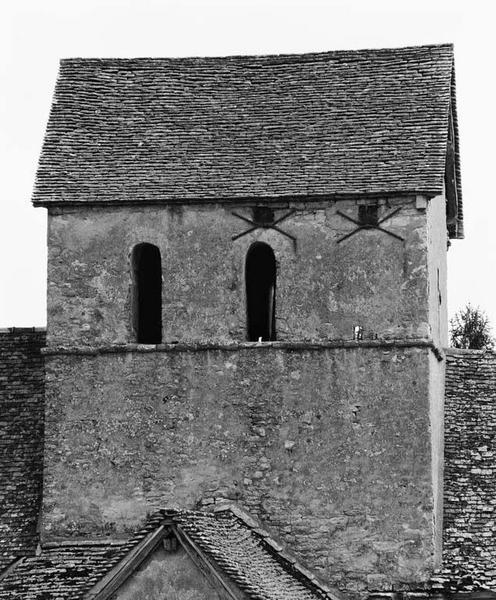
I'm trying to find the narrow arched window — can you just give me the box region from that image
[245,242,276,341]
[131,243,162,344]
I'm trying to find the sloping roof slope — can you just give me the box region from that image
[0,329,45,572]
[33,45,460,219]
[434,350,496,593]
[174,507,335,600]
[0,541,131,599]
[0,514,159,599]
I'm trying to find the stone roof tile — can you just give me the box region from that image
[175,507,335,599]
[435,350,496,593]
[0,329,45,572]
[0,542,130,599]
[0,514,161,599]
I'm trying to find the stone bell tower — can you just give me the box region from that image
[34,44,462,597]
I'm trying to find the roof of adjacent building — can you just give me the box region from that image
[173,506,336,600]
[32,44,462,236]
[0,329,45,572]
[0,507,337,600]
[433,350,496,594]
[0,541,133,599]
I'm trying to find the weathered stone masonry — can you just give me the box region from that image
[43,343,439,595]
[46,198,440,347]
[41,194,449,597]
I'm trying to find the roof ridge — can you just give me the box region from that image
[446,348,496,356]
[42,540,129,548]
[0,327,46,333]
[59,43,454,66]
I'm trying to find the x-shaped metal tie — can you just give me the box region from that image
[336,207,404,243]
[231,209,297,242]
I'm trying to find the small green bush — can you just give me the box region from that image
[450,304,494,350]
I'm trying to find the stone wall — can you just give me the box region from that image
[43,344,440,597]
[46,197,432,347]
[0,328,45,569]
[426,193,449,348]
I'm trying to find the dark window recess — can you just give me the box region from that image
[358,204,378,226]
[131,243,162,343]
[252,206,274,226]
[245,242,276,341]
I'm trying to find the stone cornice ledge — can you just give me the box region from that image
[42,338,445,361]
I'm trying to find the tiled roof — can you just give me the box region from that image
[0,516,159,599]
[0,329,45,572]
[33,45,461,222]
[433,350,496,594]
[0,508,336,599]
[0,542,130,599]
[174,506,336,600]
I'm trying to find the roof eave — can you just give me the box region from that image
[32,190,441,209]
[447,61,464,240]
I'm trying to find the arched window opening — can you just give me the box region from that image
[245,242,276,341]
[131,243,162,344]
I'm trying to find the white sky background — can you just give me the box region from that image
[1,0,494,332]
